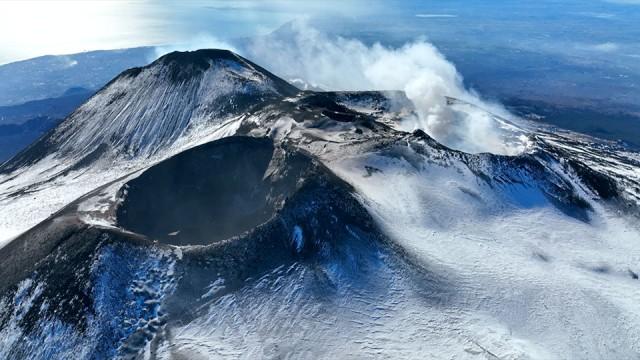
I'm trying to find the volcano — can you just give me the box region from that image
[0,49,639,359]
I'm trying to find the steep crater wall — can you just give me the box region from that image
[115,136,309,246]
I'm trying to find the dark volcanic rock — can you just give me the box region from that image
[117,136,315,246]
[0,135,405,358]
[0,49,300,175]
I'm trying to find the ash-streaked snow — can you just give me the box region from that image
[326,142,640,359]
[0,50,294,247]
[1,48,639,360]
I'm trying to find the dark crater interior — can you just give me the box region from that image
[116,136,295,246]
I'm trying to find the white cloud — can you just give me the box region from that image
[0,0,375,65]
[574,12,616,19]
[415,14,457,18]
[0,0,162,64]
[592,42,620,52]
[578,42,620,53]
[240,21,525,155]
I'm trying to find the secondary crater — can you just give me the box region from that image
[116,136,285,246]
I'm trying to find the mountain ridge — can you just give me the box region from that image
[1,49,299,174]
[0,48,639,359]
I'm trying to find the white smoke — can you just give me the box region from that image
[151,22,527,155]
[241,21,527,155]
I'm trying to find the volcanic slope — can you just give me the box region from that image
[0,49,299,244]
[0,49,639,359]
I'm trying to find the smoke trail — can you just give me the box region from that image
[154,21,528,155]
[242,21,528,155]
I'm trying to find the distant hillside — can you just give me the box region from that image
[0,47,154,106]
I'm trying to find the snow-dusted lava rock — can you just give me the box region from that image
[1,49,639,360]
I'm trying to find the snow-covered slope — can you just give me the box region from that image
[0,49,298,244]
[4,49,297,169]
[0,49,639,359]
[323,131,640,359]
